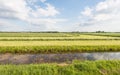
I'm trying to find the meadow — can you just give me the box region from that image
[0,41,120,53]
[82,32,120,37]
[0,32,120,75]
[0,32,119,41]
[0,32,120,53]
[0,60,120,75]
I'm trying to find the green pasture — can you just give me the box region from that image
[0,60,120,75]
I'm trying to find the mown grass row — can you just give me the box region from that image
[0,39,120,41]
[0,35,119,41]
[0,33,73,37]
[0,45,120,54]
[0,40,120,53]
[0,60,120,75]
[82,33,120,37]
[1,32,119,37]
[0,40,120,46]
[0,36,119,41]
[0,32,119,41]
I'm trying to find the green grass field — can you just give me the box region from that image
[0,32,120,75]
[0,60,120,75]
[0,36,119,41]
[0,32,120,53]
[0,33,119,41]
[82,32,120,37]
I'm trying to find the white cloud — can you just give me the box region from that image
[0,0,29,20]
[32,3,59,17]
[78,0,120,32]
[81,7,93,17]
[0,0,66,31]
[0,19,27,31]
[40,0,46,3]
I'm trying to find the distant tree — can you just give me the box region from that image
[96,31,105,33]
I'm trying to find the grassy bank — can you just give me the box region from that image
[0,45,120,54]
[0,60,120,75]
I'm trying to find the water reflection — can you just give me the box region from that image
[83,52,120,60]
[0,52,120,64]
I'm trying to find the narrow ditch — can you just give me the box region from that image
[0,52,120,64]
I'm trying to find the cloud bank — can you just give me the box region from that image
[0,0,66,31]
[78,0,120,32]
[0,0,120,32]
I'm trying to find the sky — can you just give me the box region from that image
[0,0,120,32]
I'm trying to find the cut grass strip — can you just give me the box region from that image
[0,40,120,46]
[0,40,120,53]
[0,45,120,54]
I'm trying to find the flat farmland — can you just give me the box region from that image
[0,32,119,53]
[0,32,120,75]
[0,40,120,46]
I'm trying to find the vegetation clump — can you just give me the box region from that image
[0,60,119,75]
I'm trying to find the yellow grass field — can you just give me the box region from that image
[0,40,120,46]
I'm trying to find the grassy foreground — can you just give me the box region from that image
[0,60,120,75]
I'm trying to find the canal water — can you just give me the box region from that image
[0,52,120,64]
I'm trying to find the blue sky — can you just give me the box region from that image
[0,0,120,32]
[49,0,102,17]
